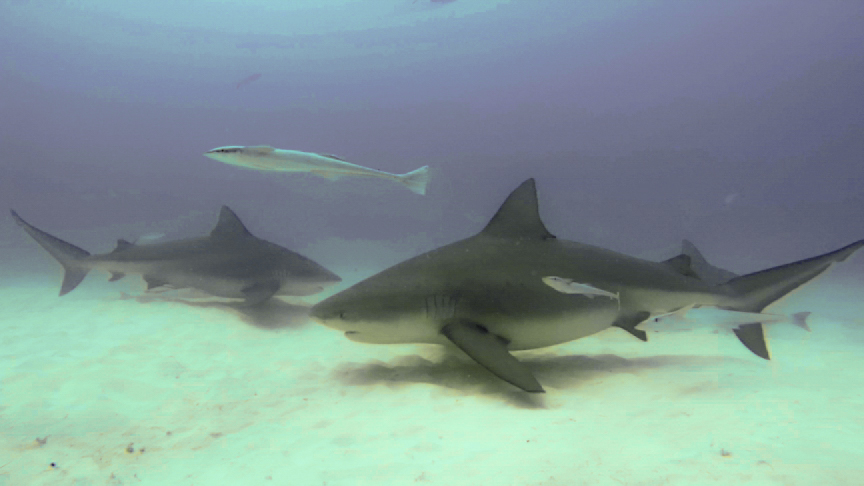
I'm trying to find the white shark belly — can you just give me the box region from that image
[341,314,445,345]
[159,274,248,298]
[339,305,621,350]
[91,261,249,298]
[495,306,620,351]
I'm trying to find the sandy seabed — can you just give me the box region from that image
[2,250,864,486]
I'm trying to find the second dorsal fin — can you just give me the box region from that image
[662,254,698,278]
[112,239,135,252]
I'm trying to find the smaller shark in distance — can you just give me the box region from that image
[204,145,430,195]
[10,206,341,305]
[309,179,864,393]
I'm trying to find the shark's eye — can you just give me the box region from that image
[338,311,347,320]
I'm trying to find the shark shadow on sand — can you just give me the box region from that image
[334,351,738,408]
[116,290,313,330]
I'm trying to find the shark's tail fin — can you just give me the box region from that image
[398,166,430,195]
[721,240,864,359]
[10,210,91,295]
[724,240,864,312]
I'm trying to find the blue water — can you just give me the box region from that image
[2,1,864,484]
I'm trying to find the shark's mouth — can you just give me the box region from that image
[344,331,359,336]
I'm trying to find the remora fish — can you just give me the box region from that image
[10,206,341,305]
[542,276,619,300]
[643,307,811,332]
[204,145,430,195]
[309,178,863,393]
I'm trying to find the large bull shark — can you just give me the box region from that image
[11,206,341,305]
[310,179,863,393]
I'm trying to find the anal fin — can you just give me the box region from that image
[440,319,544,393]
[612,312,650,341]
[791,311,811,331]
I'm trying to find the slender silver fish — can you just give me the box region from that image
[204,145,430,195]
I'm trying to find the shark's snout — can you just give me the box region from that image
[308,299,360,336]
[308,300,338,325]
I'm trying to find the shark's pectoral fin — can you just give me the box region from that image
[733,322,770,360]
[611,312,650,342]
[108,272,126,282]
[440,319,544,393]
[241,280,281,306]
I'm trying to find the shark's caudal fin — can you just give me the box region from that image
[10,210,91,295]
[724,240,864,313]
[398,166,430,195]
[722,240,863,359]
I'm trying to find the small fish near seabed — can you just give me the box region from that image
[641,306,811,359]
[10,206,341,306]
[309,178,864,393]
[204,145,430,195]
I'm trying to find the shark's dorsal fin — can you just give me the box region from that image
[113,239,135,252]
[481,179,555,240]
[246,145,275,155]
[211,206,252,239]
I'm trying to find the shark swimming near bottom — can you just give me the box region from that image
[204,145,430,195]
[11,206,341,305]
[309,179,863,393]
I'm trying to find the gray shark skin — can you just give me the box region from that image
[10,206,341,305]
[310,179,863,393]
